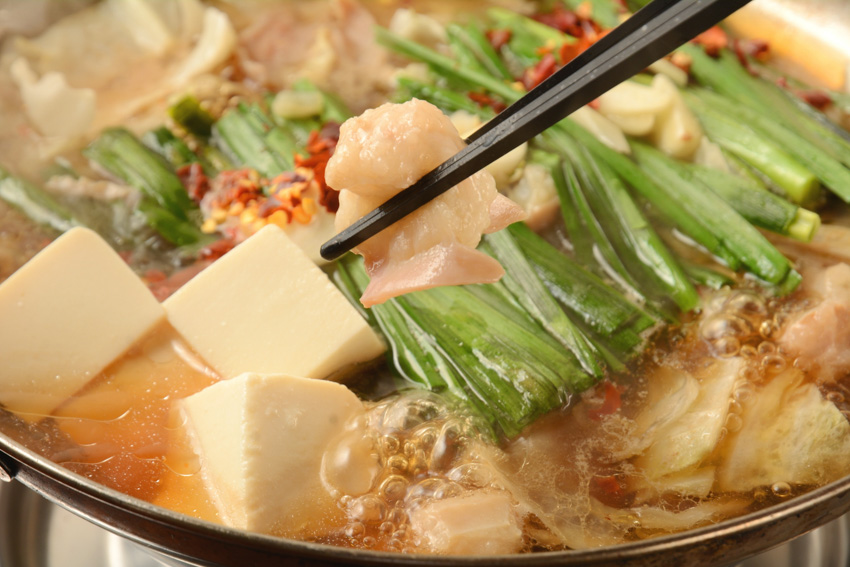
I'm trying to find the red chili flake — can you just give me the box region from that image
[198,238,236,261]
[559,35,595,65]
[522,52,558,90]
[799,90,833,111]
[176,162,210,203]
[730,39,762,76]
[534,4,605,38]
[691,26,728,57]
[587,380,622,421]
[486,28,512,51]
[736,38,770,61]
[210,169,264,210]
[534,5,580,35]
[295,126,341,213]
[468,91,507,113]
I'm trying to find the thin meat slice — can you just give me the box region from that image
[326,99,525,306]
[779,262,850,382]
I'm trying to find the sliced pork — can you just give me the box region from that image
[779,262,850,382]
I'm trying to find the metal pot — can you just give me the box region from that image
[2,1,850,565]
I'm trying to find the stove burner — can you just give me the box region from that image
[1,481,848,567]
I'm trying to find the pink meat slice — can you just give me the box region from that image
[779,262,850,382]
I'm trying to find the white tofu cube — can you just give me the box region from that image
[0,227,165,416]
[180,372,364,535]
[409,491,523,555]
[164,224,385,380]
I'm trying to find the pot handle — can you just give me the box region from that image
[0,450,18,482]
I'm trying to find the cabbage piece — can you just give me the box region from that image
[718,368,850,492]
[635,467,717,500]
[635,357,742,480]
[10,58,95,139]
[614,364,699,460]
[593,496,750,533]
[171,7,237,86]
[107,0,174,55]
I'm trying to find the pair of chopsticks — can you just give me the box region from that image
[320,0,752,261]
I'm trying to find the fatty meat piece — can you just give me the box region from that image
[779,262,850,381]
[326,99,525,306]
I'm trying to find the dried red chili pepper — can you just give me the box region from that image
[176,162,210,203]
[692,26,728,57]
[522,52,558,90]
[486,28,512,51]
[468,91,507,113]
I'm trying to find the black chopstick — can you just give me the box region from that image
[320,0,752,261]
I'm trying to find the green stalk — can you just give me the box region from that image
[84,128,206,246]
[681,90,819,206]
[291,78,352,124]
[560,0,623,29]
[212,103,293,177]
[509,222,656,355]
[334,257,456,394]
[555,131,699,313]
[558,119,742,271]
[401,284,589,438]
[540,151,596,267]
[551,134,636,290]
[682,261,735,290]
[375,26,521,103]
[688,87,850,206]
[143,127,208,172]
[683,45,850,171]
[484,230,604,376]
[0,167,78,233]
[487,7,573,49]
[169,95,215,138]
[335,252,599,439]
[685,162,820,242]
[455,23,513,80]
[396,77,488,117]
[631,141,797,288]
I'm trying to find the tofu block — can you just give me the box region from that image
[164,224,385,380]
[0,227,165,416]
[409,491,523,555]
[180,372,364,535]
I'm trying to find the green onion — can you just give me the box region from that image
[168,95,215,139]
[509,222,656,356]
[687,86,850,206]
[0,167,78,234]
[212,103,293,177]
[484,229,605,376]
[631,141,797,288]
[84,128,206,246]
[681,89,820,206]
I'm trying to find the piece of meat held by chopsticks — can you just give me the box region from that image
[326,98,525,307]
